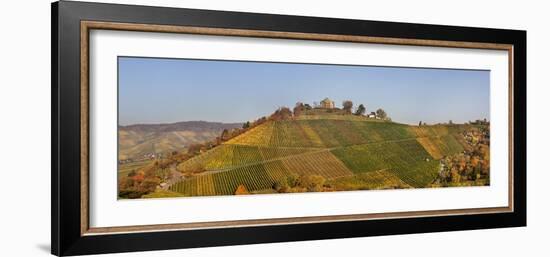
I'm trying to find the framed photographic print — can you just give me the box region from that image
[51,1,526,256]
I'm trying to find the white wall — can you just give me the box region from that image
[0,0,547,256]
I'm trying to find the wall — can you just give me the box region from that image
[0,0,547,256]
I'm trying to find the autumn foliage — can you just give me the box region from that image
[234,185,250,195]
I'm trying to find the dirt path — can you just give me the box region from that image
[159,163,183,190]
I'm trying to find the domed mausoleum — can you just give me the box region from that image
[320,97,335,109]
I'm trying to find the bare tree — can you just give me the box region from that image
[220,129,230,141]
[293,102,305,116]
[376,108,388,119]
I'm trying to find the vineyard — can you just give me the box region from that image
[171,161,285,196]
[329,170,412,191]
[171,151,353,196]
[281,151,353,179]
[409,124,469,138]
[177,144,316,172]
[168,116,477,197]
[224,119,431,148]
[331,140,441,187]
[225,122,275,146]
[416,135,464,160]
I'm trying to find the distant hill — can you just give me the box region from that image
[170,114,480,196]
[118,121,242,161]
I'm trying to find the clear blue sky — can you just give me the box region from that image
[118,57,489,125]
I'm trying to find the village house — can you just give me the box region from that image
[319,97,335,109]
[367,112,377,118]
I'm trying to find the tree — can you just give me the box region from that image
[270,107,293,120]
[157,167,170,181]
[451,168,461,183]
[419,121,422,126]
[342,100,353,114]
[296,175,326,192]
[235,185,250,195]
[140,177,161,193]
[242,121,250,129]
[304,104,313,110]
[278,107,293,120]
[376,108,387,119]
[253,116,267,127]
[449,120,453,124]
[187,143,204,155]
[354,104,366,116]
[273,174,300,193]
[293,102,304,116]
[471,156,480,169]
[220,129,230,141]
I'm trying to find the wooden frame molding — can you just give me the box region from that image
[79,20,515,236]
[52,2,526,255]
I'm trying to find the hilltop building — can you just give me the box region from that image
[320,97,335,109]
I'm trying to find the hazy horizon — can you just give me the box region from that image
[119,57,490,126]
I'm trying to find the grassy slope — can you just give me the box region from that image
[170,116,469,196]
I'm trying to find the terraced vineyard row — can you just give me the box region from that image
[416,134,464,159]
[177,144,233,172]
[452,133,472,151]
[282,151,353,179]
[331,140,439,187]
[170,174,216,196]
[329,170,412,191]
[269,121,322,147]
[170,151,353,196]
[409,124,469,138]
[225,122,274,146]
[177,144,314,172]
[387,159,439,188]
[226,119,449,148]
[171,162,284,196]
[303,120,417,147]
[211,164,276,195]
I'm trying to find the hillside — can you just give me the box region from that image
[169,115,479,196]
[118,121,242,161]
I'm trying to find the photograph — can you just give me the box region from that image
[117,57,491,199]
[44,1,529,255]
